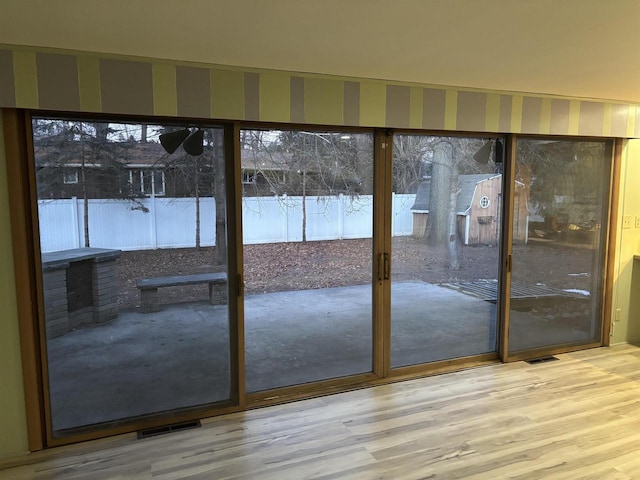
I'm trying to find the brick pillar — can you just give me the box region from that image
[91,255,119,323]
[140,288,160,313]
[42,265,69,338]
[209,283,228,305]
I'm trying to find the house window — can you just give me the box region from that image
[129,169,165,196]
[479,195,490,208]
[149,170,165,196]
[242,171,256,184]
[63,170,79,184]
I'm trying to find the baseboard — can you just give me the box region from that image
[0,450,31,471]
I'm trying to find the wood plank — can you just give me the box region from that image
[2,344,640,479]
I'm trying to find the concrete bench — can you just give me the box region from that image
[136,272,228,313]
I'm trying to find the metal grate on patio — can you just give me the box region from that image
[439,280,585,304]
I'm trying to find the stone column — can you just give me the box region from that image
[42,263,69,338]
[209,283,228,305]
[91,253,120,323]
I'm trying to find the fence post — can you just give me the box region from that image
[338,193,344,240]
[212,197,216,247]
[71,196,81,248]
[281,194,288,243]
[150,196,157,249]
[392,192,396,237]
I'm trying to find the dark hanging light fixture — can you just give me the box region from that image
[159,127,204,155]
[159,128,190,154]
[473,139,504,165]
[494,139,504,164]
[183,129,205,156]
[473,140,493,165]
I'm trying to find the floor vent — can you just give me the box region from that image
[137,420,201,439]
[525,356,559,365]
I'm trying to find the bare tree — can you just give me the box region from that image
[242,129,373,243]
[516,140,607,232]
[392,135,433,194]
[211,129,227,265]
[33,119,145,248]
[161,128,226,263]
[415,136,493,269]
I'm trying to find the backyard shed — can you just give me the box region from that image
[411,174,529,245]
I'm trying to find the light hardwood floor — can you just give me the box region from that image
[2,344,640,479]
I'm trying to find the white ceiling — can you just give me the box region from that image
[1,0,639,103]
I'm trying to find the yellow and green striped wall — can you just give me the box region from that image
[1,44,639,138]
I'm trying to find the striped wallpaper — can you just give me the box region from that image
[1,45,639,138]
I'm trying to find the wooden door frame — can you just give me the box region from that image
[4,109,621,450]
[601,138,623,344]
[384,132,504,377]
[3,108,46,451]
[375,129,393,378]
[501,135,617,362]
[5,110,246,448]
[498,134,516,361]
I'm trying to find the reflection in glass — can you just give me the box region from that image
[241,129,374,392]
[33,118,231,434]
[509,139,610,352]
[391,135,502,367]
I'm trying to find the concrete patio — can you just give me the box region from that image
[46,281,592,432]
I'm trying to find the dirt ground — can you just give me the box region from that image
[115,237,595,309]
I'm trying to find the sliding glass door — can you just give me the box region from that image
[241,128,375,393]
[390,135,503,368]
[33,118,232,436]
[508,138,611,354]
[25,116,614,445]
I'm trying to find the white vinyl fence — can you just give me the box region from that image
[37,194,416,253]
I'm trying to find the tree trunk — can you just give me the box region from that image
[80,127,90,247]
[448,163,461,269]
[213,130,227,265]
[81,163,89,248]
[195,162,200,249]
[95,123,108,143]
[427,143,452,247]
[355,134,374,194]
[302,168,307,243]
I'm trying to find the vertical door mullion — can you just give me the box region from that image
[372,130,393,378]
[498,135,516,361]
[225,122,245,407]
[382,132,394,377]
[601,139,623,344]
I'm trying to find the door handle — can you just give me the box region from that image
[383,253,390,280]
[237,273,244,296]
[378,253,390,281]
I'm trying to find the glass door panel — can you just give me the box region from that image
[508,139,611,353]
[391,135,502,367]
[241,129,374,392]
[33,118,231,435]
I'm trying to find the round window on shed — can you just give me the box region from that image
[479,195,490,208]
